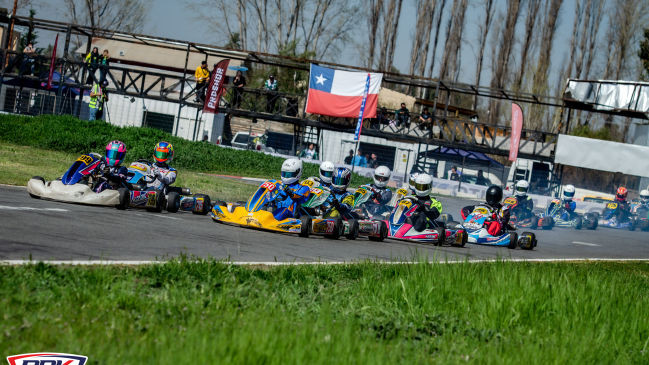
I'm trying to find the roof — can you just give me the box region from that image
[418,147,504,168]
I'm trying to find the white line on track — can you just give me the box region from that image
[0,205,68,212]
[573,242,602,247]
[135,213,181,220]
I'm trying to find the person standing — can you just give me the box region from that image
[344,149,354,165]
[99,49,110,83]
[195,61,209,103]
[351,148,367,167]
[299,143,319,160]
[264,74,278,113]
[232,70,246,108]
[369,153,380,168]
[449,166,460,181]
[22,41,36,75]
[89,80,109,121]
[85,47,100,85]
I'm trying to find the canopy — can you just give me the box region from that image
[418,147,504,168]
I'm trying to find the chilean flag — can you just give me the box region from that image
[305,64,383,119]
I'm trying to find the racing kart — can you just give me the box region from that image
[502,197,554,230]
[596,201,648,231]
[384,195,467,246]
[630,201,649,231]
[121,160,210,214]
[462,204,536,250]
[539,199,597,230]
[27,153,123,206]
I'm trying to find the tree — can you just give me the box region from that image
[378,0,404,71]
[366,0,384,68]
[639,28,649,80]
[513,0,542,91]
[472,0,495,109]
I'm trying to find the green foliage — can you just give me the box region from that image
[639,28,649,81]
[1,258,649,363]
[246,40,314,94]
[0,114,372,185]
[19,9,44,54]
[570,124,613,141]
[224,32,241,50]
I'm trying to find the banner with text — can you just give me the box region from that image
[203,59,230,114]
[509,102,523,161]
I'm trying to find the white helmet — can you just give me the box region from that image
[515,180,530,197]
[640,190,649,202]
[413,173,433,197]
[408,172,419,193]
[319,161,335,184]
[563,185,575,201]
[281,158,303,185]
[373,166,391,188]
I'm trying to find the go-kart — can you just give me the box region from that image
[462,204,536,249]
[211,180,311,236]
[539,199,597,230]
[121,160,210,214]
[502,197,554,230]
[384,195,467,246]
[27,153,123,206]
[630,201,649,231]
[596,201,648,231]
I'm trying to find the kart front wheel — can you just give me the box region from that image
[435,227,446,246]
[508,232,518,249]
[574,217,583,230]
[519,231,536,250]
[368,220,388,242]
[166,192,180,213]
[325,217,344,240]
[346,219,359,240]
[299,215,312,238]
[530,215,539,230]
[629,219,636,231]
[192,194,211,215]
[115,188,130,210]
[586,218,598,230]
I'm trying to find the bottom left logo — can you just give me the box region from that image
[7,353,87,365]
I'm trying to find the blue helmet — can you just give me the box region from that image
[331,167,351,192]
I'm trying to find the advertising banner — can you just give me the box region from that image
[46,34,58,90]
[509,102,524,161]
[203,59,230,114]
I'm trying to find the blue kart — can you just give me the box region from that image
[462,204,536,250]
[596,201,646,231]
[539,199,597,230]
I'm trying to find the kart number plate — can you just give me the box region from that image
[396,189,408,196]
[474,207,488,215]
[399,200,412,208]
[76,155,93,165]
[302,180,315,187]
[551,199,561,204]
[342,195,354,205]
[310,188,323,196]
[146,192,156,207]
[357,188,367,195]
[261,182,276,192]
[504,197,517,205]
[130,163,148,172]
[607,202,618,209]
[455,231,463,243]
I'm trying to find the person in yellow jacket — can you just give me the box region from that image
[84,47,100,85]
[195,61,209,103]
[89,80,109,121]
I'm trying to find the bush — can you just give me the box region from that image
[0,114,373,184]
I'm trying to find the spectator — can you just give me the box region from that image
[195,61,209,103]
[84,47,100,85]
[369,153,379,168]
[299,143,318,160]
[449,166,460,181]
[395,103,410,127]
[476,170,487,186]
[344,149,354,165]
[89,80,109,121]
[99,49,110,83]
[202,135,209,142]
[22,41,36,76]
[264,74,278,113]
[364,153,371,164]
[418,108,431,130]
[232,70,246,108]
[350,148,367,167]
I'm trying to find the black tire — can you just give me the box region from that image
[166,192,181,213]
[520,231,536,250]
[192,194,211,215]
[325,217,344,239]
[508,232,518,249]
[346,219,359,240]
[369,220,388,242]
[451,228,468,247]
[587,218,598,230]
[629,219,636,232]
[435,227,446,246]
[299,215,312,238]
[115,188,130,210]
[530,215,539,230]
[574,217,583,230]
[146,191,164,213]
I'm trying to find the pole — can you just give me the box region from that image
[404,149,411,176]
[56,26,71,115]
[104,100,111,124]
[350,140,360,175]
[457,155,465,192]
[7,0,18,52]
[192,107,200,141]
[424,79,442,171]
[175,44,191,136]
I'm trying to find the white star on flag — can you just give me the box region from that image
[315,74,326,85]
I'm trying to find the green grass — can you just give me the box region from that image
[0,113,373,185]
[1,258,648,364]
[0,142,259,202]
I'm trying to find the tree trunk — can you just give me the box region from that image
[513,0,542,91]
[386,0,404,71]
[472,0,495,110]
[367,0,384,68]
[378,0,397,71]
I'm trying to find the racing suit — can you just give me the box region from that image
[365,184,393,217]
[560,199,577,221]
[605,199,632,222]
[411,196,442,232]
[513,195,534,219]
[146,162,177,192]
[462,203,510,236]
[274,182,311,220]
[94,163,128,193]
[323,189,358,220]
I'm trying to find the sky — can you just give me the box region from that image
[18,0,581,90]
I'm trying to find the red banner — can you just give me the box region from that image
[203,59,230,114]
[46,34,58,90]
[509,102,524,161]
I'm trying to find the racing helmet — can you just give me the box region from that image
[408,172,419,193]
[485,185,503,206]
[515,180,530,197]
[281,158,303,185]
[373,166,391,188]
[104,140,126,167]
[616,187,628,202]
[331,167,352,192]
[154,142,174,164]
[640,190,649,203]
[562,185,575,201]
[319,161,335,184]
[413,173,433,197]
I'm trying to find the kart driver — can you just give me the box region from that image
[322,167,357,219]
[609,187,632,222]
[462,186,510,236]
[512,180,534,219]
[559,185,577,220]
[407,172,419,195]
[318,161,335,189]
[274,158,311,220]
[147,142,177,192]
[364,166,394,217]
[640,190,649,206]
[94,140,128,193]
[410,174,443,232]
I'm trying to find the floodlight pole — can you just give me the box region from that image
[175,44,191,136]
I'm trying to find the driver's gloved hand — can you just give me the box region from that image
[102,166,110,175]
[332,199,341,210]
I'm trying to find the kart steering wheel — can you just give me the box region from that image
[136,159,153,165]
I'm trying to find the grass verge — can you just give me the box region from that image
[0,142,258,202]
[1,258,648,364]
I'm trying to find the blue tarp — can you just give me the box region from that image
[2,71,90,96]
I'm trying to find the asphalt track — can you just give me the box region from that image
[1,184,649,262]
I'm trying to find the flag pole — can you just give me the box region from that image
[351,73,371,177]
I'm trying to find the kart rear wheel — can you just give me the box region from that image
[166,192,181,213]
[530,215,539,230]
[325,217,344,240]
[368,220,388,242]
[299,215,312,238]
[574,217,583,230]
[519,231,536,250]
[192,194,211,215]
[508,232,518,249]
[115,188,130,210]
[346,219,359,240]
[629,219,636,231]
[451,228,468,248]
[434,227,446,246]
[586,218,598,230]
[146,192,164,213]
